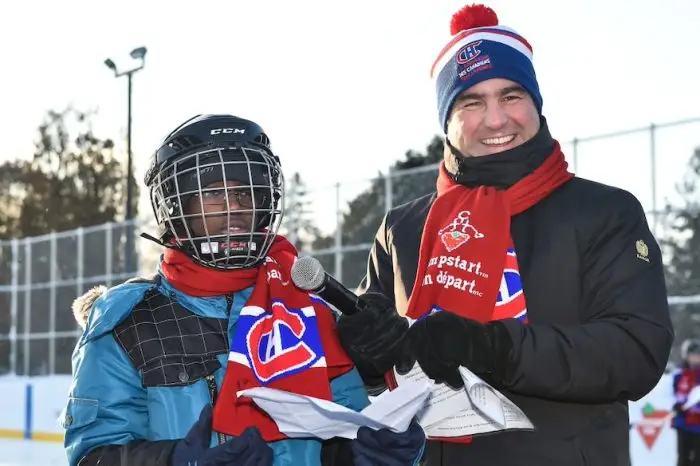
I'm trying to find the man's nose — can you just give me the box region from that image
[484,102,508,130]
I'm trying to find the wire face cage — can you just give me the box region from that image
[149,144,284,270]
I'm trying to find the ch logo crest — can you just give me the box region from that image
[456,41,483,64]
[237,301,324,384]
[493,248,528,322]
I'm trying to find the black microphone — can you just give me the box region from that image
[290,256,361,315]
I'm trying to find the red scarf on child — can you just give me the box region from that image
[161,237,354,442]
[404,142,573,323]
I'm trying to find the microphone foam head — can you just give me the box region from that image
[291,255,326,291]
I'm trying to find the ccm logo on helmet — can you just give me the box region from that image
[210,128,246,135]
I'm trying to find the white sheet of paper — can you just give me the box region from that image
[392,363,534,438]
[459,367,506,428]
[683,385,700,411]
[237,379,431,440]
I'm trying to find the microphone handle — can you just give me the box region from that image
[317,276,360,316]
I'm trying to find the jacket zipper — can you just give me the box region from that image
[206,294,234,446]
[206,374,227,445]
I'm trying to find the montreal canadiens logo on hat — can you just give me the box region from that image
[454,40,492,81]
[456,41,482,64]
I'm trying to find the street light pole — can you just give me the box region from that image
[126,71,133,225]
[104,46,147,275]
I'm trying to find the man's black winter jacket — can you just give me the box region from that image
[358,177,674,466]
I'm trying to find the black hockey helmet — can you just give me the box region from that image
[144,114,284,270]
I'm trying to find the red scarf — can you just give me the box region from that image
[405,142,573,323]
[675,366,700,425]
[161,237,354,442]
[388,143,573,444]
[161,248,258,297]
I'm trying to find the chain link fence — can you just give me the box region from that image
[1,117,700,376]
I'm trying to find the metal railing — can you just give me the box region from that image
[1,116,699,375]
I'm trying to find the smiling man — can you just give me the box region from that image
[446,80,538,157]
[336,4,674,465]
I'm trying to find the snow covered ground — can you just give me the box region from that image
[0,373,681,465]
[0,439,65,466]
[0,432,678,466]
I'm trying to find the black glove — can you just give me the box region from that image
[170,405,273,466]
[673,402,685,415]
[396,310,514,389]
[336,292,409,381]
[352,419,426,466]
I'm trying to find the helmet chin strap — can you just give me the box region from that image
[140,232,178,250]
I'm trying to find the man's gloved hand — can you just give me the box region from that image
[336,292,409,381]
[170,405,273,466]
[396,310,514,389]
[351,419,425,466]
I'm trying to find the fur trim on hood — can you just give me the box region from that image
[72,285,108,330]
